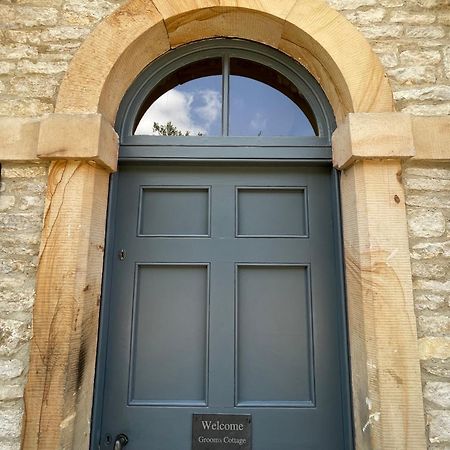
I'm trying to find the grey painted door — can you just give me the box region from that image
[99,163,350,449]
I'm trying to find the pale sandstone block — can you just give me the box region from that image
[408,210,446,237]
[388,66,437,84]
[343,8,385,25]
[411,241,450,260]
[419,337,450,359]
[399,49,441,66]
[0,406,23,439]
[359,24,403,38]
[391,11,436,24]
[62,0,125,25]
[414,293,447,311]
[418,315,450,336]
[40,26,90,42]
[0,385,24,401]
[422,361,450,378]
[405,25,446,39]
[0,197,16,213]
[402,104,450,116]
[3,30,42,46]
[16,60,68,75]
[395,86,450,102]
[405,177,450,191]
[0,62,15,75]
[326,0,377,9]
[0,360,24,380]
[11,6,58,27]
[412,261,447,279]
[410,0,449,7]
[0,320,31,357]
[380,0,404,5]
[374,49,398,68]
[416,279,450,292]
[0,44,38,60]
[425,382,450,408]
[444,47,450,79]
[10,76,60,98]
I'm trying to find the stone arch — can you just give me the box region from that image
[24,1,428,449]
[55,0,394,126]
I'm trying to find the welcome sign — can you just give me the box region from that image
[192,414,252,449]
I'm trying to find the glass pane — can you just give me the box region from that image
[134,58,222,136]
[229,58,317,137]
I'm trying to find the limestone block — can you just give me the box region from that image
[0,320,31,357]
[407,209,446,238]
[0,360,24,380]
[425,382,450,408]
[0,406,23,439]
[419,337,450,359]
[428,411,450,444]
[37,114,118,172]
[327,0,377,9]
[414,293,447,311]
[405,26,446,39]
[359,24,403,39]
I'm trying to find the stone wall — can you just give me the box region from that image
[404,161,450,449]
[0,0,449,449]
[0,163,47,450]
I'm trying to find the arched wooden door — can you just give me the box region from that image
[92,40,353,450]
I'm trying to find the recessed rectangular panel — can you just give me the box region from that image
[130,264,208,405]
[236,265,314,406]
[139,187,210,236]
[237,188,307,237]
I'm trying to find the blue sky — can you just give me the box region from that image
[135,75,314,137]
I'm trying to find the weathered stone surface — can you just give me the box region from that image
[425,382,450,409]
[399,50,441,66]
[327,0,377,9]
[0,320,31,356]
[16,60,68,75]
[419,337,450,360]
[0,44,38,60]
[0,405,23,439]
[408,209,446,237]
[359,24,403,38]
[0,385,24,401]
[388,66,437,84]
[444,47,450,79]
[402,104,450,116]
[428,410,450,444]
[412,261,447,279]
[10,76,60,98]
[40,26,90,42]
[419,316,450,337]
[415,293,447,311]
[344,8,385,25]
[405,26,446,39]
[0,360,24,380]
[391,11,436,24]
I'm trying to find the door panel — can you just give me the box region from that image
[99,163,349,450]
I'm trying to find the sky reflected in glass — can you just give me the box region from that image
[135,76,222,136]
[229,76,315,137]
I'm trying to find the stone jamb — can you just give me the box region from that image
[0,0,447,448]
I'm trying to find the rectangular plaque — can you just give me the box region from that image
[192,414,252,450]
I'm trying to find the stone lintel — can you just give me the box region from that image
[332,113,415,170]
[37,113,119,172]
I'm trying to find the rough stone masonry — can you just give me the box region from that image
[0,0,449,448]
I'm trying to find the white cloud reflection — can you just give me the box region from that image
[135,88,221,136]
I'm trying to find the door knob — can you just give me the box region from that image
[114,434,128,450]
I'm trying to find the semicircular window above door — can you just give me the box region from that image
[134,56,318,137]
[118,40,334,141]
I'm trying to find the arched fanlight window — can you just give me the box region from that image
[117,40,335,142]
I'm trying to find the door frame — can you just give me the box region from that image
[19,1,428,449]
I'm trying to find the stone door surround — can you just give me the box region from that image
[0,0,449,448]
